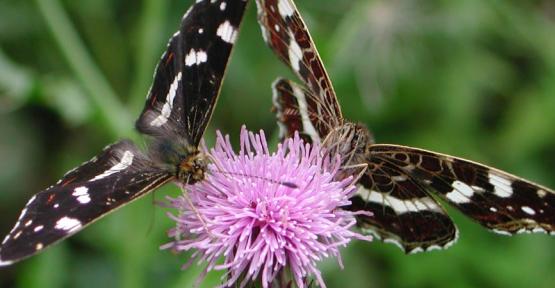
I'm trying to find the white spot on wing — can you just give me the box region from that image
[220,1,227,10]
[33,225,44,232]
[216,21,237,44]
[90,151,134,181]
[36,243,44,250]
[409,247,424,254]
[0,258,14,267]
[426,245,442,252]
[356,186,442,214]
[445,181,474,204]
[492,229,512,236]
[277,0,295,17]
[521,206,536,215]
[13,231,22,240]
[288,36,302,73]
[384,238,404,251]
[55,217,82,233]
[488,172,513,197]
[150,72,182,126]
[7,196,35,238]
[72,186,91,204]
[532,227,547,233]
[185,49,208,66]
[291,84,321,143]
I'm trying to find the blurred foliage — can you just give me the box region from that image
[1,0,555,287]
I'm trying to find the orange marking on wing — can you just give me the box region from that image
[61,176,77,186]
[46,194,56,204]
[165,52,175,65]
[150,93,158,106]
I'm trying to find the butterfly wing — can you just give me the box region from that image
[272,78,324,143]
[136,0,249,145]
[349,157,459,253]
[261,2,452,252]
[369,144,555,236]
[0,140,173,266]
[257,0,342,138]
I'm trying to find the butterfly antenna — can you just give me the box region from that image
[341,163,368,182]
[179,175,214,239]
[204,153,299,189]
[145,190,159,237]
[207,167,298,189]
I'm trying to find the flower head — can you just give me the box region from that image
[163,126,371,288]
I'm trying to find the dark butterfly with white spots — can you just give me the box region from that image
[0,0,248,266]
[256,0,555,253]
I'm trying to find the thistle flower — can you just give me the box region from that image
[163,126,372,288]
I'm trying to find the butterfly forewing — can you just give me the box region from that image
[137,0,248,145]
[257,0,342,138]
[0,141,173,265]
[370,145,555,235]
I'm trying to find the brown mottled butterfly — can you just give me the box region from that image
[256,0,555,253]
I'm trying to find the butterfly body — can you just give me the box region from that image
[324,122,373,163]
[177,152,207,184]
[146,135,207,184]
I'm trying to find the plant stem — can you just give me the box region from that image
[128,0,169,113]
[34,0,134,138]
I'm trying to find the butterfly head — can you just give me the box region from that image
[323,122,374,180]
[177,151,207,184]
[325,122,373,156]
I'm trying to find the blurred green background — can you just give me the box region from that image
[1,0,555,287]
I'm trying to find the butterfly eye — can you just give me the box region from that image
[194,158,206,170]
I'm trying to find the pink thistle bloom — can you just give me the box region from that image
[163,126,372,288]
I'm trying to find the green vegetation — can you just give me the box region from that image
[1,0,554,287]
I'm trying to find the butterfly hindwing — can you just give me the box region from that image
[0,141,173,265]
[272,78,322,143]
[137,0,248,145]
[370,144,555,236]
[350,157,458,253]
[257,0,342,137]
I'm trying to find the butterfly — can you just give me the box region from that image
[0,0,248,266]
[255,0,555,253]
